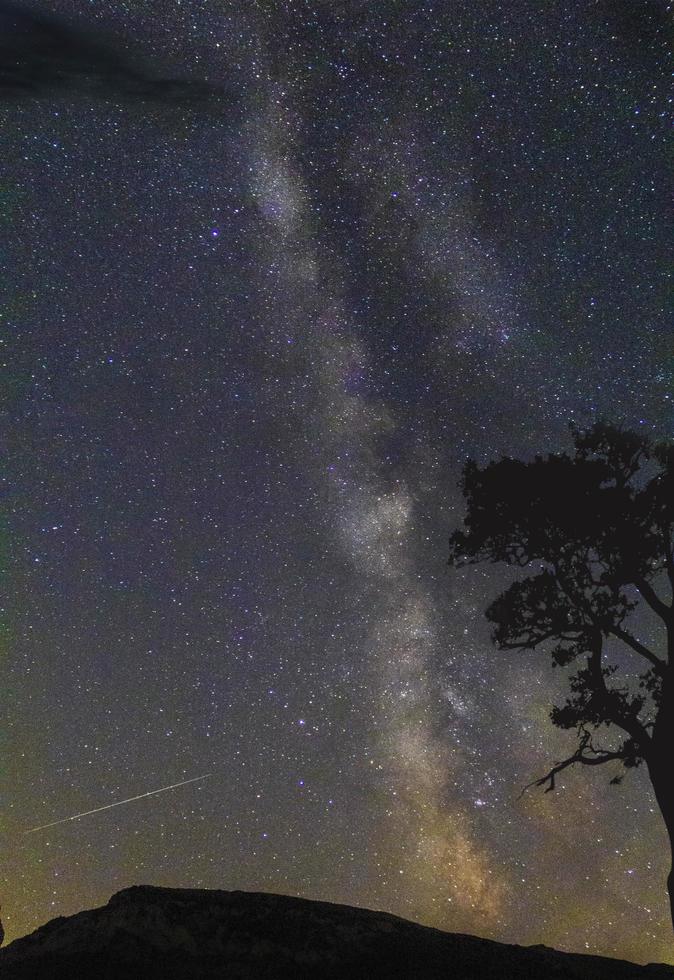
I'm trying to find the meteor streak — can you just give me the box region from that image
[24,774,212,834]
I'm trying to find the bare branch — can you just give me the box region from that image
[518,731,629,798]
[607,625,667,675]
[634,575,671,623]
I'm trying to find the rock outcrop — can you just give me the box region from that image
[0,885,672,979]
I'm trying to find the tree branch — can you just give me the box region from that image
[634,575,671,623]
[498,629,561,651]
[607,625,667,675]
[663,526,674,599]
[518,731,628,797]
[586,631,651,747]
[552,563,596,627]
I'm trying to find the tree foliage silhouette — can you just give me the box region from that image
[448,422,674,935]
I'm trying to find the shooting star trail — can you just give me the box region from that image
[24,774,212,834]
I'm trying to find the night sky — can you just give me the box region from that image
[1,0,672,965]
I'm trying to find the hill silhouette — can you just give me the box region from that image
[0,885,671,979]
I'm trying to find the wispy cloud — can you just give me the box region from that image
[0,3,218,104]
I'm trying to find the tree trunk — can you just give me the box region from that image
[650,655,674,936]
[648,754,674,935]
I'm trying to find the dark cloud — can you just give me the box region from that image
[0,3,218,103]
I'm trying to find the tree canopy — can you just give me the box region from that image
[449,423,674,790]
[448,422,674,932]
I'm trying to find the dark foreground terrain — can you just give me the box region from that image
[0,885,672,979]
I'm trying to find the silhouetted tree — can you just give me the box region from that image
[448,422,674,935]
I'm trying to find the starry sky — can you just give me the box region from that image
[0,0,672,965]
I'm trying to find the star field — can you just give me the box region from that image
[0,0,672,965]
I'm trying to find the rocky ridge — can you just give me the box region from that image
[0,885,671,979]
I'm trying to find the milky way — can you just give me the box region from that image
[0,0,671,965]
